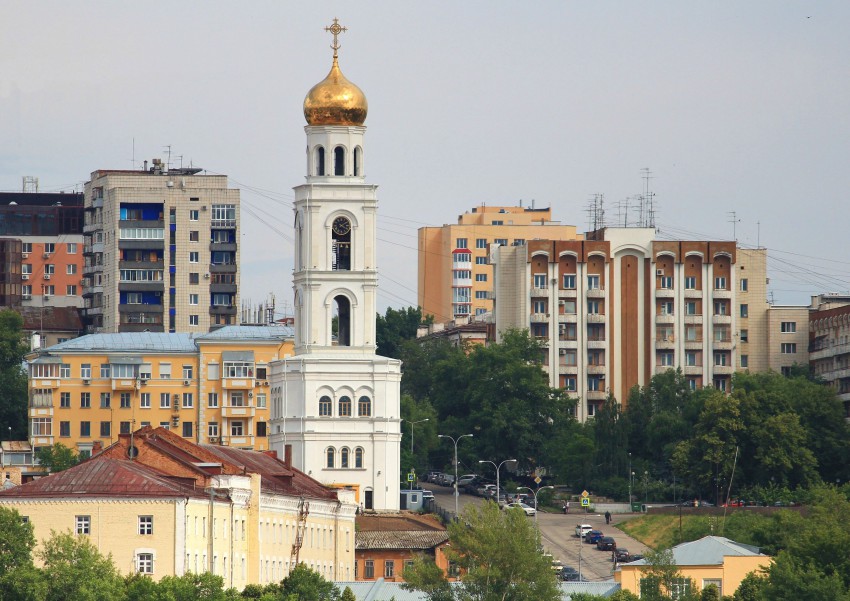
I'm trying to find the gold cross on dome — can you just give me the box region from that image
[324,18,347,57]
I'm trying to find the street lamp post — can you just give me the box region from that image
[478,458,516,505]
[517,484,554,526]
[628,452,632,506]
[438,433,473,518]
[409,418,429,490]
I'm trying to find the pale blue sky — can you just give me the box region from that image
[2,2,848,317]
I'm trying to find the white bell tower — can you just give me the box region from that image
[270,19,401,512]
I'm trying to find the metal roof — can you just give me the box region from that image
[356,530,449,550]
[628,536,763,567]
[332,580,621,600]
[196,325,295,341]
[42,333,197,353]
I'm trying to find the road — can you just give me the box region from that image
[424,484,651,581]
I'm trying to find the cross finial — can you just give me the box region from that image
[324,18,347,58]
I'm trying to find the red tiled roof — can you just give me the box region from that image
[356,530,449,550]
[357,512,445,532]
[0,458,204,499]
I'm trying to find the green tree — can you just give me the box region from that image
[38,530,126,601]
[401,555,454,601]
[279,563,340,601]
[339,588,356,601]
[0,310,29,440]
[732,573,766,601]
[0,563,48,601]
[436,500,560,600]
[155,572,227,601]
[376,306,432,359]
[0,507,35,576]
[34,443,81,473]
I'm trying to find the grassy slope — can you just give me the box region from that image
[617,512,768,551]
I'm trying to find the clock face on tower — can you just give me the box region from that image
[332,216,351,236]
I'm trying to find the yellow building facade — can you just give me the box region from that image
[0,427,357,587]
[27,326,294,457]
[418,205,582,322]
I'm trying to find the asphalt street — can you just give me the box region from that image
[425,484,651,582]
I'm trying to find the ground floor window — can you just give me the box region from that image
[137,553,154,574]
[364,560,374,579]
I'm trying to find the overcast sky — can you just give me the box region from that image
[2,2,848,318]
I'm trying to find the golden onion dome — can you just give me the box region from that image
[303,56,368,126]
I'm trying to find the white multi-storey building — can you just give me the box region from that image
[270,22,402,511]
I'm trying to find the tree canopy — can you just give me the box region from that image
[0,309,29,440]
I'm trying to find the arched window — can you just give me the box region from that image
[354,447,364,468]
[331,216,351,271]
[354,147,362,176]
[319,396,332,416]
[334,147,345,176]
[316,147,326,176]
[326,447,335,468]
[341,447,350,468]
[358,396,371,417]
[338,396,352,417]
[333,295,351,346]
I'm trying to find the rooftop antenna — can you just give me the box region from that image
[641,168,656,227]
[727,211,741,241]
[757,221,761,248]
[22,176,39,193]
[130,137,135,169]
[164,145,172,170]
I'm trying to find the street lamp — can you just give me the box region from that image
[478,458,516,506]
[628,452,632,505]
[408,418,429,490]
[438,433,473,518]
[644,471,649,503]
[517,484,554,526]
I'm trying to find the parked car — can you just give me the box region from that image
[427,472,442,484]
[421,489,434,500]
[457,474,478,486]
[596,537,616,551]
[615,548,631,562]
[584,530,604,544]
[629,554,644,562]
[505,502,536,516]
[575,524,593,538]
[560,566,581,581]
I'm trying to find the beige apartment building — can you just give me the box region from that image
[491,227,773,420]
[82,162,240,333]
[417,205,582,322]
[809,294,850,418]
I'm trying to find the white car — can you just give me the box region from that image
[506,502,536,516]
[575,524,593,538]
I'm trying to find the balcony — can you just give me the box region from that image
[586,288,605,298]
[530,286,549,298]
[713,364,734,375]
[684,288,703,298]
[586,390,606,401]
[558,289,577,299]
[656,337,675,349]
[112,379,138,391]
[83,264,103,276]
[210,305,238,316]
[119,322,165,333]
[84,305,104,315]
[684,365,704,375]
[684,315,703,324]
[713,339,733,350]
[655,288,675,298]
[822,367,850,381]
[684,339,703,350]
[119,260,164,270]
[118,281,164,293]
[222,405,257,419]
[530,313,549,323]
[712,315,732,325]
[587,364,606,375]
[586,339,606,349]
[558,314,578,323]
[222,434,254,448]
[210,283,238,294]
[31,379,59,389]
[810,342,850,361]
[210,242,238,252]
[655,365,675,375]
[118,303,163,314]
[587,314,606,323]
[655,314,674,324]
[119,219,164,229]
[558,364,578,374]
[118,239,164,250]
[559,339,579,349]
[222,378,255,390]
[88,197,104,210]
[83,242,104,255]
[29,406,53,418]
[83,222,102,234]
[209,263,237,274]
[712,289,731,299]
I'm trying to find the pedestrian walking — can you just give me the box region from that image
[605,510,611,525]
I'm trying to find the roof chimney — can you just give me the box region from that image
[284,444,292,469]
[91,440,103,456]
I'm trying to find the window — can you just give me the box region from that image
[189,273,199,284]
[341,447,350,468]
[714,276,727,290]
[183,365,193,379]
[740,329,748,343]
[326,447,335,468]
[702,580,722,597]
[67,264,77,275]
[714,301,727,316]
[455,238,468,249]
[714,352,729,366]
[587,274,600,290]
[256,421,267,437]
[563,300,576,314]
[208,422,219,437]
[563,274,576,289]
[781,321,796,333]
[588,376,603,391]
[339,396,352,417]
[562,350,577,366]
[475,290,488,299]
[100,392,111,408]
[137,553,154,574]
[139,516,153,535]
[81,392,91,408]
[182,422,193,437]
[43,285,55,296]
[60,392,71,408]
[100,364,111,378]
[740,278,748,292]
[59,363,70,378]
[208,392,219,408]
[533,274,547,288]
[187,293,199,306]
[453,252,471,264]
[740,355,748,368]
[189,210,199,221]
[660,351,674,366]
[587,300,601,314]
[189,230,199,242]
[355,447,364,468]
[660,301,674,315]
[223,361,253,378]
[475,238,487,249]
[22,263,32,275]
[668,578,692,600]
[45,264,55,275]
[563,377,577,392]
[384,560,395,578]
[686,351,699,366]
[159,363,171,379]
[229,391,245,407]
[189,315,199,326]
[160,393,171,409]
[475,256,488,265]
[781,343,797,354]
[230,421,244,436]
[22,242,31,254]
[140,393,151,408]
[364,560,375,579]
[475,273,487,282]
[659,276,673,289]
[120,392,131,408]
[684,276,696,290]
[182,393,193,408]
[66,243,77,254]
[60,421,70,437]
[740,304,748,318]
[100,421,111,437]
[31,418,52,436]
[533,300,546,314]
[358,396,371,416]
[139,364,152,380]
[75,515,90,535]
[189,251,199,263]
